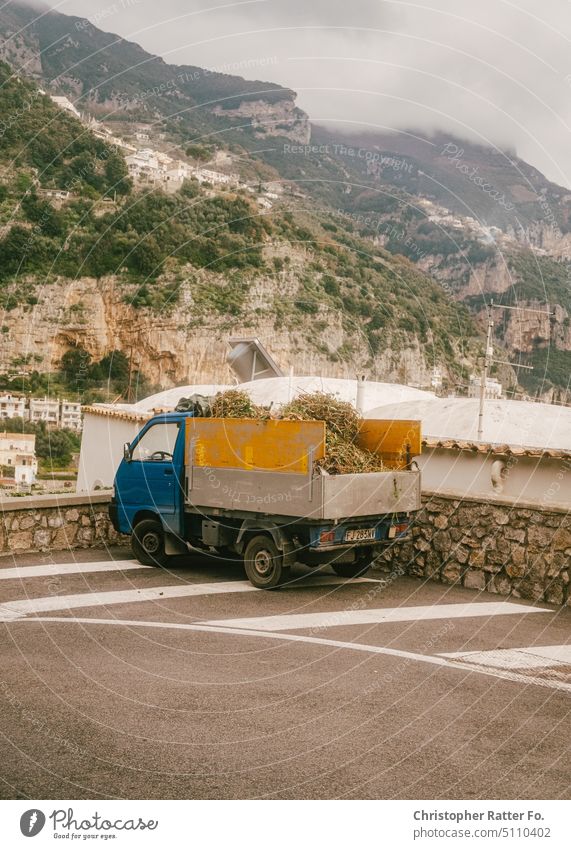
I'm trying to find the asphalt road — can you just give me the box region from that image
[0,546,569,800]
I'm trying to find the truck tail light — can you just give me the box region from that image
[319,529,335,545]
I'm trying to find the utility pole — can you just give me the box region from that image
[477,308,494,441]
[126,347,134,404]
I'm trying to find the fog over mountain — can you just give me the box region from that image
[19,0,571,187]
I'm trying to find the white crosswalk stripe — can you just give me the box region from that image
[0,559,151,581]
[203,601,550,632]
[441,644,571,670]
[0,581,258,621]
[0,574,383,621]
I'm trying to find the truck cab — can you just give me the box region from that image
[110,412,190,550]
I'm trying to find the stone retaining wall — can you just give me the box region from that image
[0,493,126,555]
[377,491,571,606]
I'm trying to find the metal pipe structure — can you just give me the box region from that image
[477,311,494,442]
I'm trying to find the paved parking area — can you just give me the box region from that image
[0,547,569,799]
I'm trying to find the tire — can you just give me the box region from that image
[332,555,371,579]
[243,534,288,589]
[132,518,168,567]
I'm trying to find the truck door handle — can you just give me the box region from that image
[164,468,173,476]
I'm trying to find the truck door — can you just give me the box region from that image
[126,419,183,530]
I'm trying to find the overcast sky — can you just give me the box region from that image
[37,0,571,187]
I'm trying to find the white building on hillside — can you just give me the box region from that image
[59,400,83,431]
[166,161,191,180]
[163,160,192,193]
[0,394,82,430]
[125,149,162,181]
[0,394,26,420]
[193,168,238,186]
[156,152,174,169]
[468,375,503,399]
[29,396,59,426]
[0,432,37,485]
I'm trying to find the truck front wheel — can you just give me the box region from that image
[132,519,168,568]
[244,535,289,589]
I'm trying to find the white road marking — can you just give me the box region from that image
[10,615,571,694]
[0,581,258,621]
[0,574,382,621]
[441,644,571,670]
[203,601,550,632]
[0,560,151,581]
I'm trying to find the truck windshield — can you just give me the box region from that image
[131,421,180,462]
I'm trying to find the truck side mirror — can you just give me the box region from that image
[123,442,131,462]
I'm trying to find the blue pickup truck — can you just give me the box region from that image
[109,411,421,588]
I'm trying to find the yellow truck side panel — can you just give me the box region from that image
[357,419,422,469]
[185,418,326,473]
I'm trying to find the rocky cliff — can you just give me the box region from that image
[0,266,467,390]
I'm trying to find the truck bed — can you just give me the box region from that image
[186,466,421,520]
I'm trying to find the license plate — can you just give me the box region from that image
[345,527,376,542]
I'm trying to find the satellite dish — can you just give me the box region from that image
[227,338,284,383]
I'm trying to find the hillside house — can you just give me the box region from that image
[468,375,503,400]
[0,432,37,485]
[0,393,26,420]
[29,396,59,426]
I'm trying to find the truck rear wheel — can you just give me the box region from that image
[244,535,289,589]
[132,519,168,568]
[332,555,371,579]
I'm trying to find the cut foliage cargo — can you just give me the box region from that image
[110,404,422,588]
[202,389,392,474]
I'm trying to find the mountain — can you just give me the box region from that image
[0,60,480,399]
[257,126,571,398]
[0,1,309,144]
[309,126,571,233]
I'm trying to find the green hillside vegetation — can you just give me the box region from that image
[0,174,478,374]
[0,349,153,405]
[517,348,571,396]
[0,63,130,196]
[507,252,571,312]
[463,252,571,313]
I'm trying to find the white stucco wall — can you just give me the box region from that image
[418,448,571,508]
[77,412,149,492]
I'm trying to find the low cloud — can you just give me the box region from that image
[42,0,571,186]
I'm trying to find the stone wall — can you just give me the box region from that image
[377,491,571,606]
[0,493,126,555]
